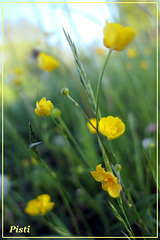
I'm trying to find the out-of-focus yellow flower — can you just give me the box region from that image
[25,199,40,216]
[25,194,54,216]
[126,47,138,58]
[35,97,54,117]
[144,47,152,56]
[43,32,53,37]
[36,194,54,215]
[37,52,59,72]
[13,78,22,86]
[30,157,37,165]
[14,68,22,75]
[91,164,122,198]
[103,21,135,51]
[98,116,125,140]
[126,62,132,70]
[87,118,97,133]
[22,159,30,167]
[139,60,149,70]
[95,47,106,55]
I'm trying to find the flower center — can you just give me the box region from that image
[105,126,118,136]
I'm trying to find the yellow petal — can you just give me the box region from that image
[39,97,46,104]
[91,171,105,182]
[25,199,40,216]
[102,181,108,191]
[107,183,122,198]
[91,164,108,182]
[37,194,51,202]
[46,100,54,111]
[87,118,97,133]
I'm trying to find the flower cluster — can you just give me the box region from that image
[91,164,122,198]
[25,194,54,216]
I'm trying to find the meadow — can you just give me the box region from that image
[1,2,159,239]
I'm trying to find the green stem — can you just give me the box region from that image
[97,133,111,171]
[67,94,95,129]
[96,49,112,129]
[118,197,135,239]
[37,156,81,235]
[58,116,92,168]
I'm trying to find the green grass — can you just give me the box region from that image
[2,16,158,238]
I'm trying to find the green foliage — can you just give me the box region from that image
[2,4,158,238]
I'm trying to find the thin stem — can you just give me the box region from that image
[37,156,81,235]
[66,93,112,171]
[118,197,135,239]
[97,133,111,171]
[58,116,92,168]
[67,94,95,129]
[96,49,112,129]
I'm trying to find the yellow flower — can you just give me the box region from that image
[144,47,152,56]
[126,47,138,58]
[30,157,37,165]
[35,97,54,117]
[36,194,54,215]
[126,62,132,70]
[91,164,122,198]
[95,47,106,55]
[139,60,149,70]
[13,78,22,86]
[98,116,125,140]
[22,159,30,167]
[25,199,40,216]
[25,194,54,216]
[37,52,59,72]
[14,68,22,75]
[103,21,135,51]
[87,118,97,133]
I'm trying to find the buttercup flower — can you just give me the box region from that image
[13,78,22,86]
[91,164,122,198]
[36,194,54,215]
[87,118,97,133]
[30,157,38,165]
[98,116,125,140]
[126,62,132,70]
[95,47,106,55]
[25,199,40,216]
[14,68,22,75]
[103,21,135,51]
[25,194,54,216]
[144,47,152,56]
[35,97,54,117]
[126,47,138,59]
[139,60,149,70]
[37,52,60,72]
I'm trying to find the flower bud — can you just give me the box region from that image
[115,164,122,172]
[51,108,61,118]
[61,87,69,96]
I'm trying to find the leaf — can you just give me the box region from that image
[63,28,96,114]
[145,153,160,192]
[29,142,42,149]
[29,122,40,157]
[122,231,131,239]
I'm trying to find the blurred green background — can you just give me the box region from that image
[1,0,159,238]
